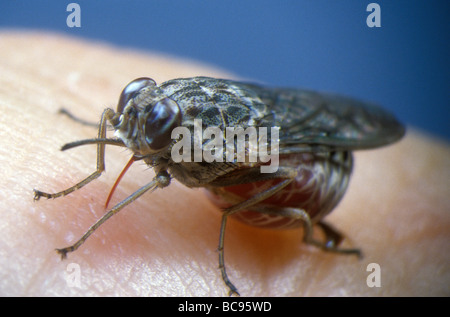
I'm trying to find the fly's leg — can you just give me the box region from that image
[58,108,99,128]
[33,108,116,200]
[219,201,360,295]
[214,164,360,295]
[316,221,344,247]
[291,208,361,256]
[56,171,170,259]
[217,167,298,296]
[218,214,237,296]
[249,207,361,257]
[316,221,362,258]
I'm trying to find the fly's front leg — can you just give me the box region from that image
[58,108,100,128]
[56,171,170,259]
[33,108,116,200]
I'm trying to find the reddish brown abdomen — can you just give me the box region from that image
[205,152,353,229]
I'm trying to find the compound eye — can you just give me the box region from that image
[117,77,156,113]
[145,98,182,151]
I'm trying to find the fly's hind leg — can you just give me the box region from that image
[33,108,116,200]
[219,203,361,296]
[316,221,362,257]
[255,207,361,257]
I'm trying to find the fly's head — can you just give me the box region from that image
[110,77,182,160]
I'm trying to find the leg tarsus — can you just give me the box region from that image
[56,247,71,260]
[33,189,50,201]
[306,221,362,258]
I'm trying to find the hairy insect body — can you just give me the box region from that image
[34,76,405,296]
[206,151,352,229]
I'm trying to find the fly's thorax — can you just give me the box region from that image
[159,77,270,129]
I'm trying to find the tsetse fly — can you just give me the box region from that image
[34,77,405,295]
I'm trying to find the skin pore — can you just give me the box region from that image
[0,32,448,296]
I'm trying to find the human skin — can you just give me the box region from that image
[0,32,448,296]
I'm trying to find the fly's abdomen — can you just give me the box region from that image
[205,151,353,229]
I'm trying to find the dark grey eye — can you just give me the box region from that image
[145,98,182,151]
[117,77,156,113]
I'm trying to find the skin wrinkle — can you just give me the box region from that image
[0,32,448,296]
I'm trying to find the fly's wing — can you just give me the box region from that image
[242,84,405,153]
[161,77,404,153]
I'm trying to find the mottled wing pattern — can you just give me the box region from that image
[238,83,406,152]
[160,77,405,155]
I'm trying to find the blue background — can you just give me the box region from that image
[1,0,449,140]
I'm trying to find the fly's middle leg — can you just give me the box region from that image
[217,168,297,296]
